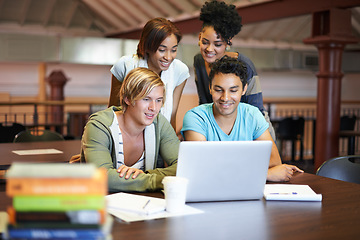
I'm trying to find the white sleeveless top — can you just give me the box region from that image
[110,55,190,121]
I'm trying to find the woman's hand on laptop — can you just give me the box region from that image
[266,164,304,182]
[117,165,144,179]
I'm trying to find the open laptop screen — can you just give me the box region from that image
[176,141,272,202]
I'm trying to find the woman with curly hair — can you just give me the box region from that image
[194,0,275,139]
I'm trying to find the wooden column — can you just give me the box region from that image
[38,63,47,101]
[304,8,358,170]
[46,70,69,134]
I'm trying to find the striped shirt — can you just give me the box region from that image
[110,111,145,171]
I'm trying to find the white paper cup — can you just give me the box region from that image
[162,176,189,213]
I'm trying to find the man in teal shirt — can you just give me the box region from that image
[181,56,302,182]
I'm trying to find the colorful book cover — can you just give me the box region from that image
[8,222,101,230]
[7,214,114,240]
[7,207,105,225]
[6,163,97,178]
[6,168,107,196]
[7,227,105,239]
[13,195,105,211]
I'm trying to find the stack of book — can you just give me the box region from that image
[5,163,112,240]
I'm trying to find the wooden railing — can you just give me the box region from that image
[1,99,359,157]
[264,99,360,160]
[0,101,107,139]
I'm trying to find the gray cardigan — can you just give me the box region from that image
[80,106,179,192]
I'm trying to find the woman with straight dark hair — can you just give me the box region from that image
[109,17,190,132]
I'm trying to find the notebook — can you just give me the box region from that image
[176,141,272,202]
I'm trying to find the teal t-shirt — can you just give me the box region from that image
[181,103,269,141]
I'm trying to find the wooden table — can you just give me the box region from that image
[1,172,360,240]
[0,140,81,170]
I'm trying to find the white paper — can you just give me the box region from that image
[264,184,322,201]
[106,193,203,222]
[106,193,166,215]
[12,149,63,155]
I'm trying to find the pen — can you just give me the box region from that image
[269,192,298,195]
[143,200,150,209]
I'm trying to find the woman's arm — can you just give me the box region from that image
[170,80,187,132]
[108,74,122,107]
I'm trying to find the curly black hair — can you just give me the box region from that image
[209,56,248,90]
[200,0,242,45]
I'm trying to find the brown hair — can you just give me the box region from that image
[136,17,182,58]
[119,68,165,111]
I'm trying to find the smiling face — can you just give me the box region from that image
[147,34,178,75]
[210,73,247,118]
[125,86,164,127]
[199,26,228,64]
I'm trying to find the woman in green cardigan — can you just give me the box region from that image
[81,67,179,192]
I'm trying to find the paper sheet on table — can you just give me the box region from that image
[12,149,63,155]
[106,192,203,222]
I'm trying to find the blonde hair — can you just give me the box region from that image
[119,68,165,110]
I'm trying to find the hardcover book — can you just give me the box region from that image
[7,214,114,240]
[13,195,105,211]
[6,163,97,178]
[7,207,105,225]
[6,168,107,196]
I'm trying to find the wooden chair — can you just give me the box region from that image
[13,129,64,143]
[0,122,26,143]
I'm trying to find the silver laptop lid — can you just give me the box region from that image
[176,141,272,202]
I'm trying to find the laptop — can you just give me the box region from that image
[176,141,272,202]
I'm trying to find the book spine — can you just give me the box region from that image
[13,195,105,211]
[7,207,105,225]
[8,222,101,229]
[8,228,105,240]
[6,169,107,196]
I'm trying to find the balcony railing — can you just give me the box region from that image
[0,101,107,139]
[264,99,360,160]
[1,99,359,159]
